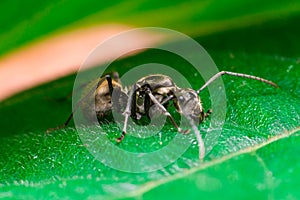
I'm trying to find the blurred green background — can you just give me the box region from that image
[0,0,300,199]
[1,0,300,56]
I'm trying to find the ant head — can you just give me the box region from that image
[173,88,204,123]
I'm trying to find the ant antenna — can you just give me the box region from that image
[197,71,278,94]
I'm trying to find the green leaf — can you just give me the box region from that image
[1,1,300,199]
[138,129,300,200]
[1,51,299,199]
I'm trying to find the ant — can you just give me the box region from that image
[48,71,278,159]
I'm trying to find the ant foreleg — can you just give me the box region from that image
[145,88,190,134]
[117,84,136,142]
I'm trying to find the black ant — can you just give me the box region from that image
[48,71,278,159]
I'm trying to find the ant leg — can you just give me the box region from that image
[197,71,278,94]
[144,92,151,117]
[205,109,212,118]
[105,75,114,96]
[117,84,136,142]
[46,112,74,133]
[105,74,121,112]
[160,94,174,105]
[145,88,190,134]
[130,84,137,119]
[47,76,108,133]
